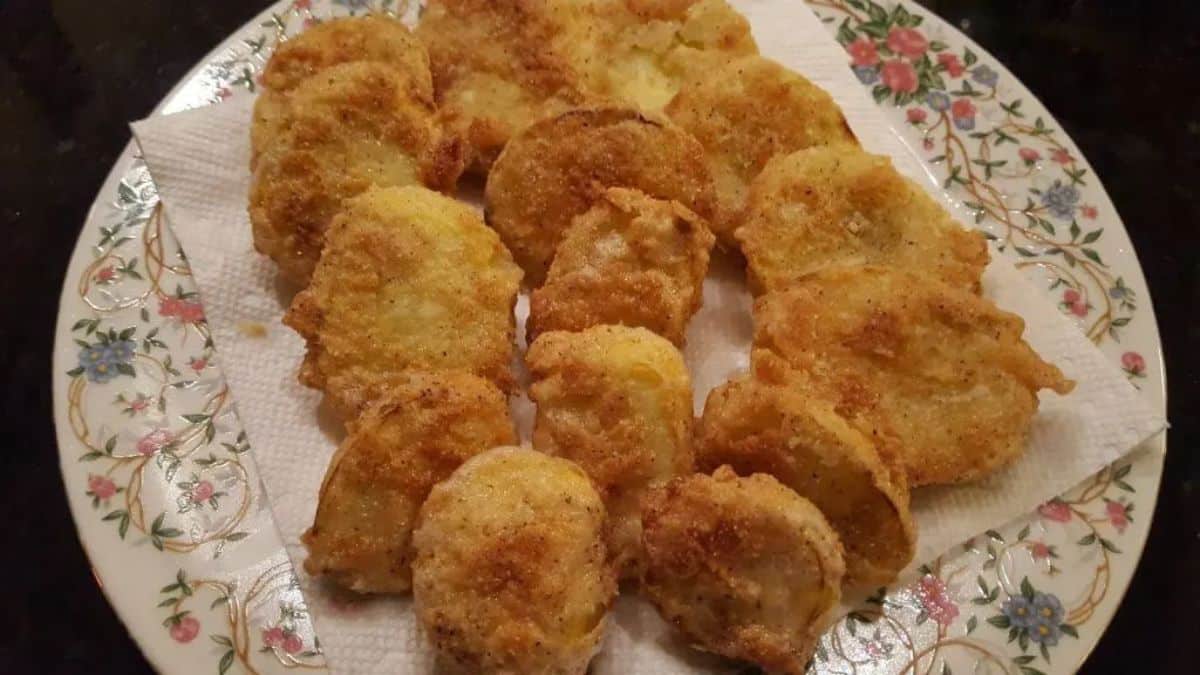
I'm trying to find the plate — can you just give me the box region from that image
[51,1,1166,673]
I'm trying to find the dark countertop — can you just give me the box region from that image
[0,1,1195,673]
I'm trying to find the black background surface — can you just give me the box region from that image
[0,1,1195,673]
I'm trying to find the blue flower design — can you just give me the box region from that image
[953,115,975,131]
[1041,181,1081,220]
[1031,592,1064,625]
[109,339,136,363]
[1001,596,1036,629]
[853,66,879,85]
[79,345,118,383]
[972,65,999,87]
[1029,617,1062,646]
[926,91,951,112]
[76,339,136,383]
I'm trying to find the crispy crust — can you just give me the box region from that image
[301,371,516,593]
[416,0,601,171]
[527,187,715,345]
[249,62,465,285]
[753,265,1074,486]
[412,447,616,674]
[261,15,433,96]
[641,467,845,675]
[666,56,856,244]
[485,106,715,283]
[585,0,758,112]
[526,325,694,578]
[283,186,522,415]
[696,351,915,585]
[736,144,989,294]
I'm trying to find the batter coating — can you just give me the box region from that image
[284,186,522,416]
[641,467,845,674]
[413,447,616,674]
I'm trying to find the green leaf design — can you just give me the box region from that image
[1082,228,1104,244]
[1020,576,1036,600]
[1060,623,1079,638]
[218,649,236,675]
[987,615,1011,629]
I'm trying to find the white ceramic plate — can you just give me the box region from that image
[52,1,1166,673]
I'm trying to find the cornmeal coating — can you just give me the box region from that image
[252,15,434,162]
[586,0,758,112]
[666,56,856,243]
[250,62,465,284]
[486,106,715,283]
[641,467,845,675]
[261,15,433,96]
[736,144,989,294]
[416,0,601,171]
[302,371,516,593]
[526,325,694,578]
[697,352,915,585]
[753,265,1075,486]
[413,447,616,675]
[284,186,522,416]
[528,188,714,345]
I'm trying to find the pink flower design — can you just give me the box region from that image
[95,266,116,283]
[293,0,312,9]
[262,626,285,648]
[846,37,879,67]
[216,87,232,101]
[283,633,304,654]
[886,27,929,59]
[1081,204,1098,219]
[937,52,965,77]
[159,297,206,324]
[1030,541,1052,560]
[1051,148,1073,165]
[915,575,959,627]
[170,616,200,643]
[923,137,934,151]
[1121,351,1146,375]
[951,98,977,120]
[1019,147,1040,163]
[1038,499,1072,523]
[191,480,215,504]
[1062,288,1088,317]
[188,356,208,373]
[87,474,117,500]
[881,60,918,93]
[130,397,150,412]
[137,428,173,456]
[907,108,927,124]
[1106,500,1129,533]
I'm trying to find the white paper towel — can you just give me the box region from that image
[131,2,1166,672]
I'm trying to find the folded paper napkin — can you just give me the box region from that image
[132,1,1165,672]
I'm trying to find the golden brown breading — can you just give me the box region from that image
[252,15,434,163]
[526,325,694,578]
[412,447,616,675]
[261,15,433,96]
[302,371,516,593]
[284,186,522,416]
[249,62,465,285]
[753,265,1075,487]
[696,352,915,586]
[586,0,758,112]
[641,467,844,675]
[416,0,601,171]
[527,188,715,345]
[666,56,856,243]
[485,107,716,283]
[736,144,989,294]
